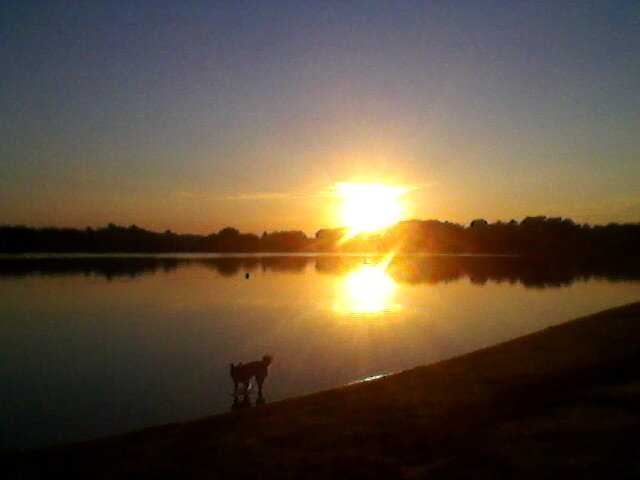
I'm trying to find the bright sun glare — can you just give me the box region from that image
[335,182,409,235]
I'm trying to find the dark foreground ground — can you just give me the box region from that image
[4,302,640,479]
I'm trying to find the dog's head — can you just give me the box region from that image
[262,355,273,366]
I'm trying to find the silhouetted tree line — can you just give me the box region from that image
[1,216,639,258]
[318,216,640,260]
[0,223,313,254]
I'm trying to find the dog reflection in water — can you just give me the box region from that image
[230,355,273,409]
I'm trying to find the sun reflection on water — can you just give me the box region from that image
[334,261,400,315]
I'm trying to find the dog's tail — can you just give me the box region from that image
[262,355,273,366]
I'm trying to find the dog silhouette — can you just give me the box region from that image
[230,355,273,401]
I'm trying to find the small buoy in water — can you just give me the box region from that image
[245,273,250,279]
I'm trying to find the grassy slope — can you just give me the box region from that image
[4,302,640,479]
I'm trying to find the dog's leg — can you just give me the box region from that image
[256,376,264,398]
[230,363,238,394]
[242,382,251,406]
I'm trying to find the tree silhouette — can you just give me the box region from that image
[0,218,638,259]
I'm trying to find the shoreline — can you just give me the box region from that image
[4,301,640,478]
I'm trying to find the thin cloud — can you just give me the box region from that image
[226,191,329,200]
[321,182,426,197]
[180,183,429,202]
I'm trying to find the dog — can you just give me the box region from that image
[230,355,273,399]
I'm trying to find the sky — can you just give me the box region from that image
[1,1,639,235]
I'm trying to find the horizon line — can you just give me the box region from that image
[2,215,639,238]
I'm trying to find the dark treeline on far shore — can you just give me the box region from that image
[1,216,639,259]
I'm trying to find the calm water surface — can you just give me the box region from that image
[1,254,639,451]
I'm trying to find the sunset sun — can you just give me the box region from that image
[335,182,409,235]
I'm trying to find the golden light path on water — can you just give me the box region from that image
[334,256,400,315]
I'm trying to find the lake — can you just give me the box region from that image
[1,253,640,452]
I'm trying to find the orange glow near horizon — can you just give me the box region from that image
[334,182,410,236]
